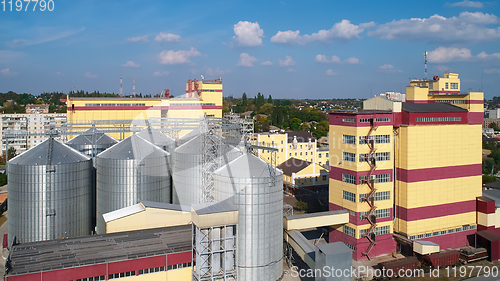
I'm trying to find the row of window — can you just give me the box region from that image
[409,225,476,240]
[360,208,391,220]
[360,191,391,202]
[359,152,390,162]
[343,242,356,251]
[298,175,328,184]
[445,82,459,90]
[342,174,356,184]
[416,117,461,122]
[109,271,137,279]
[359,135,391,144]
[435,99,466,104]
[360,225,391,236]
[107,266,167,280]
[360,174,391,184]
[343,190,356,203]
[343,225,356,237]
[76,277,105,281]
[171,103,216,106]
[342,118,356,123]
[168,262,192,270]
[359,118,391,123]
[139,266,166,275]
[85,103,146,107]
[343,152,356,162]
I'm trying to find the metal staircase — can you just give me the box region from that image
[360,119,378,260]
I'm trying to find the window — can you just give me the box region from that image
[300,145,302,149]
[109,271,136,279]
[305,152,308,156]
[360,191,391,202]
[343,225,355,237]
[359,118,371,123]
[360,225,390,236]
[359,173,391,183]
[343,242,356,251]
[281,140,284,144]
[343,152,355,162]
[445,82,449,89]
[429,83,433,89]
[342,118,355,123]
[167,263,192,271]
[297,178,301,183]
[300,152,302,156]
[359,152,390,162]
[281,149,283,152]
[322,175,327,181]
[343,190,356,202]
[359,135,390,144]
[416,117,461,122]
[326,153,329,157]
[450,82,458,89]
[139,266,166,275]
[295,152,297,156]
[343,135,355,144]
[342,173,356,184]
[289,153,292,156]
[360,208,391,220]
[375,118,390,122]
[319,154,322,158]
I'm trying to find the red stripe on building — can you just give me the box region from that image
[468,112,484,125]
[477,225,495,231]
[329,228,396,261]
[329,166,393,185]
[477,196,496,214]
[401,111,469,126]
[405,100,429,103]
[108,255,166,275]
[4,272,41,281]
[429,90,462,94]
[414,229,476,249]
[396,163,481,183]
[72,106,151,111]
[329,113,393,127]
[42,264,107,281]
[330,202,393,225]
[396,200,476,221]
[167,251,193,266]
[168,105,222,110]
[468,100,484,104]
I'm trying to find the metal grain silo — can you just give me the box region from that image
[67,128,118,157]
[136,128,175,152]
[95,134,171,234]
[176,128,201,147]
[171,134,241,206]
[7,138,93,245]
[214,153,284,281]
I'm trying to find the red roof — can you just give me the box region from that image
[477,228,500,241]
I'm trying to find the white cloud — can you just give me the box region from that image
[427,46,472,63]
[8,27,85,47]
[345,57,361,64]
[0,68,18,76]
[326,69,338,76]
[260,61,273,65]
[127,35,149,43]
[287,68,297,73]
[315,55,341,63]
[154,32,181,43]
[477,51,500,59]
[368,12,500,42]
[271,20,374,45]
[377,64,402,73]
[485,68,500,74]
[84,72,98,78]
[158,48,201,64]
[154,71,169,76]
[448,0,483,8]
[122,61,141,68]
[232,21,264,47]
[279,56,296,67]
[238,53,257,67]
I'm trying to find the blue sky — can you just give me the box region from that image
[1,0,500,99]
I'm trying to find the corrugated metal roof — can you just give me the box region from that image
[214,153,282,178]
[316,241,352,255]
[102,203,145,222]
[285,210,348,221]
[136,129,175,146]
[141,201,190,212]
[9,137,90,165]
[178,129,200,141]
[192,200,237,215]
[402,103,468,113]
[6,225,192,276]
[67,128,118,145]
[175,133,237,154]
[414,240,439,246]
[97,134,169,160]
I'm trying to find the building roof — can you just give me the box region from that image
[277,157,311,175]
[192,200,237,215]
[484,181,500,190]
[97,134,169,160]
[482,189,500,207]
[67,128,118,145]
[402,103,468,113]
[317,146,329,152]
[141,201,190,212]
[6,225,192,276]
[286,131,316,143]
[316,241,352,255]
[414,240,439,246]
[477,228,500,242]
[102,203,145,222]
[136,128,175,147]
[214,153,281,178]
[9,138,90,166]
[285,210,348,221]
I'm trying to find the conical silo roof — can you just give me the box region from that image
[175,133,223,154]
[214,153,280,178]
[178,129,201,142]
[97,134,169,160]
[136,128,175,148]
[9,137,90,165]
[67,128,118,146]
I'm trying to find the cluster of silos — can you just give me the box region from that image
[171,133,241,206]
[95,134,171,233]
[214,153,284,281]
[136,128,175,153]
[67,128,118,157]
[7,137,93,245]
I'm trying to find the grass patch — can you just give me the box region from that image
[0,215,6,227]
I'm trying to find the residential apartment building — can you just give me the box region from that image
[1,113,66,153]
[278,157,329,194]
[329,72,483,260]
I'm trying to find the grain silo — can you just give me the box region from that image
[214,153,284,281]
[171,133,241,206]
[7,138,93,245]
[95,134,171,234]
[136,128,175,152]
[67,128,118,157]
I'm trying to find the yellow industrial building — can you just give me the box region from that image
[329,72,484,260]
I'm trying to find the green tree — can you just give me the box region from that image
[267,95,273,105]
[483,175,498,185]
[8,147,17,160]
[290,118,302,131]
[259,103,274,116]
[242,93,248,106]
[490,123,500,131]
[295,200,308,212]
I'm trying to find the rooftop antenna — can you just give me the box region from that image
[133,76,136,96]
[201,75,204,81]
[424,51,428,80]
[120,74,123,97]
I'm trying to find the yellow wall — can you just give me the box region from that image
[329,178,393,213]
[113,268,191,281]
[284,212,349,230]
[406,86,429,102]
[292,162,329,186]
[105,208,191,233]
[396,212,476,236]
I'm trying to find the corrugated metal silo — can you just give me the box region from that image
[214,153,284,281]
[95,134,171,234]
[136,128,175,152]
[67,128,118,157]
[171,133,241,206]
[7,138,93,245]
[176,129,201,147]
